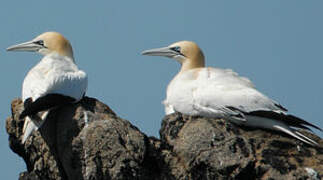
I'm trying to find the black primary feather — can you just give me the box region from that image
[20,93,76,119]
[246,110,322,131]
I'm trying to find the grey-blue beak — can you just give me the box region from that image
[7,40,43,52]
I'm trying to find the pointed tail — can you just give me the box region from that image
[245,115,320,146]
[22,117,38,143]
[21,114,46,143]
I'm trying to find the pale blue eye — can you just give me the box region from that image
[171,46,181,53]
[34,40,44,46]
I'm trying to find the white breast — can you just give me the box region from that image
[22,53,88,102]
[164,67,283,117]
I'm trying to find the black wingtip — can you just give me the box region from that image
[21,94,76,118]
[288,114,323,132]
[316,126,323,132]
[245,110,322,132]
[19,110,27,119]
[274,103,288,112]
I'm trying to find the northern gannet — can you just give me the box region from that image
[7,32,88,143]
[142,41,322,146]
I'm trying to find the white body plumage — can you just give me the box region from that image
[22,53,87,103]
[142,40,322,146]
[7,32,88,143]
[164,67,282,117]
[21,53,87,143]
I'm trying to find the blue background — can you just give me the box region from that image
[1,1,322,179]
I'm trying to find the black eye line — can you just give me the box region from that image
[170,46,185,57]
[170,46,180,53]
[34,40,45,47]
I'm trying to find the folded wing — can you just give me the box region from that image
[21,59,87,143]
[168,67,321,146]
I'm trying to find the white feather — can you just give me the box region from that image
[21,52,87,142]
[164,67,319,145]
[22,117,37,143]
[22,53,87,101]
[165,68,284,116]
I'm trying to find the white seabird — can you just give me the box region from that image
[7,32,88,143]
[142,41,322,146]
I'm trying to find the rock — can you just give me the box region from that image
[6,97,148,180]
[160,113,323,179]
[6,98,323,180]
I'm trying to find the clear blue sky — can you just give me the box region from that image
[1,1,322,179]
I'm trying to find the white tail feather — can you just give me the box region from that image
[21,112,48,143]
[273,125,317,146]
[22,117,38,143]
[241,115,318,146]
[294,131,318,146]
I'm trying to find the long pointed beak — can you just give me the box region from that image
[6,40,42,52]
[141,47,178,58]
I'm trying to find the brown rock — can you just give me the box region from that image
[6,98,323,180]
[160,113,323,179]
[6,97,148,180]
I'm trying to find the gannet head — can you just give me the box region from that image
[7,32,74,60]
[142,41,205,72]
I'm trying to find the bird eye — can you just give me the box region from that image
[171,46,181,53]
[34,40,44,46]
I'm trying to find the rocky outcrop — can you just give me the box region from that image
[6,97,323,180]
[159,114,323,179]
